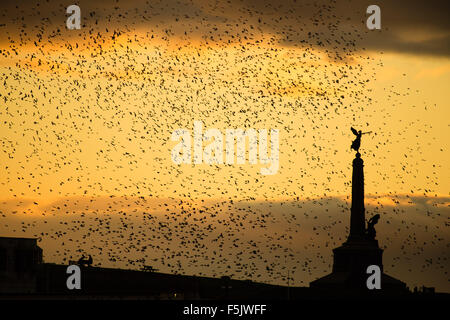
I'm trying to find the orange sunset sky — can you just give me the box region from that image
[0,0,449,291]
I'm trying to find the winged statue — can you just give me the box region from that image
[350,127,371,153]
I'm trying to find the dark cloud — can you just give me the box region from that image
[234,0,450,56]
[1,0,449,56]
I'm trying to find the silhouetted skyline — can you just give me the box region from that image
[0,0,448,294]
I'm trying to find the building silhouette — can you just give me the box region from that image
[310,152,407,293]
[0,237,42,293]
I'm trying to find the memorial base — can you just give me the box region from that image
[310,239,407,292]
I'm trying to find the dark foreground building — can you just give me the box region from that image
[0,241,304,300]
[0,236,304,299]
[0,235,445,300]
[0,237,42,294]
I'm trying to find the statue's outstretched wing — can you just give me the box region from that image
[351,127,358,136]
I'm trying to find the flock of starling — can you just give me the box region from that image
[0,0,447,289]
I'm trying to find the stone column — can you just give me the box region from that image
[349,152,366,241]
